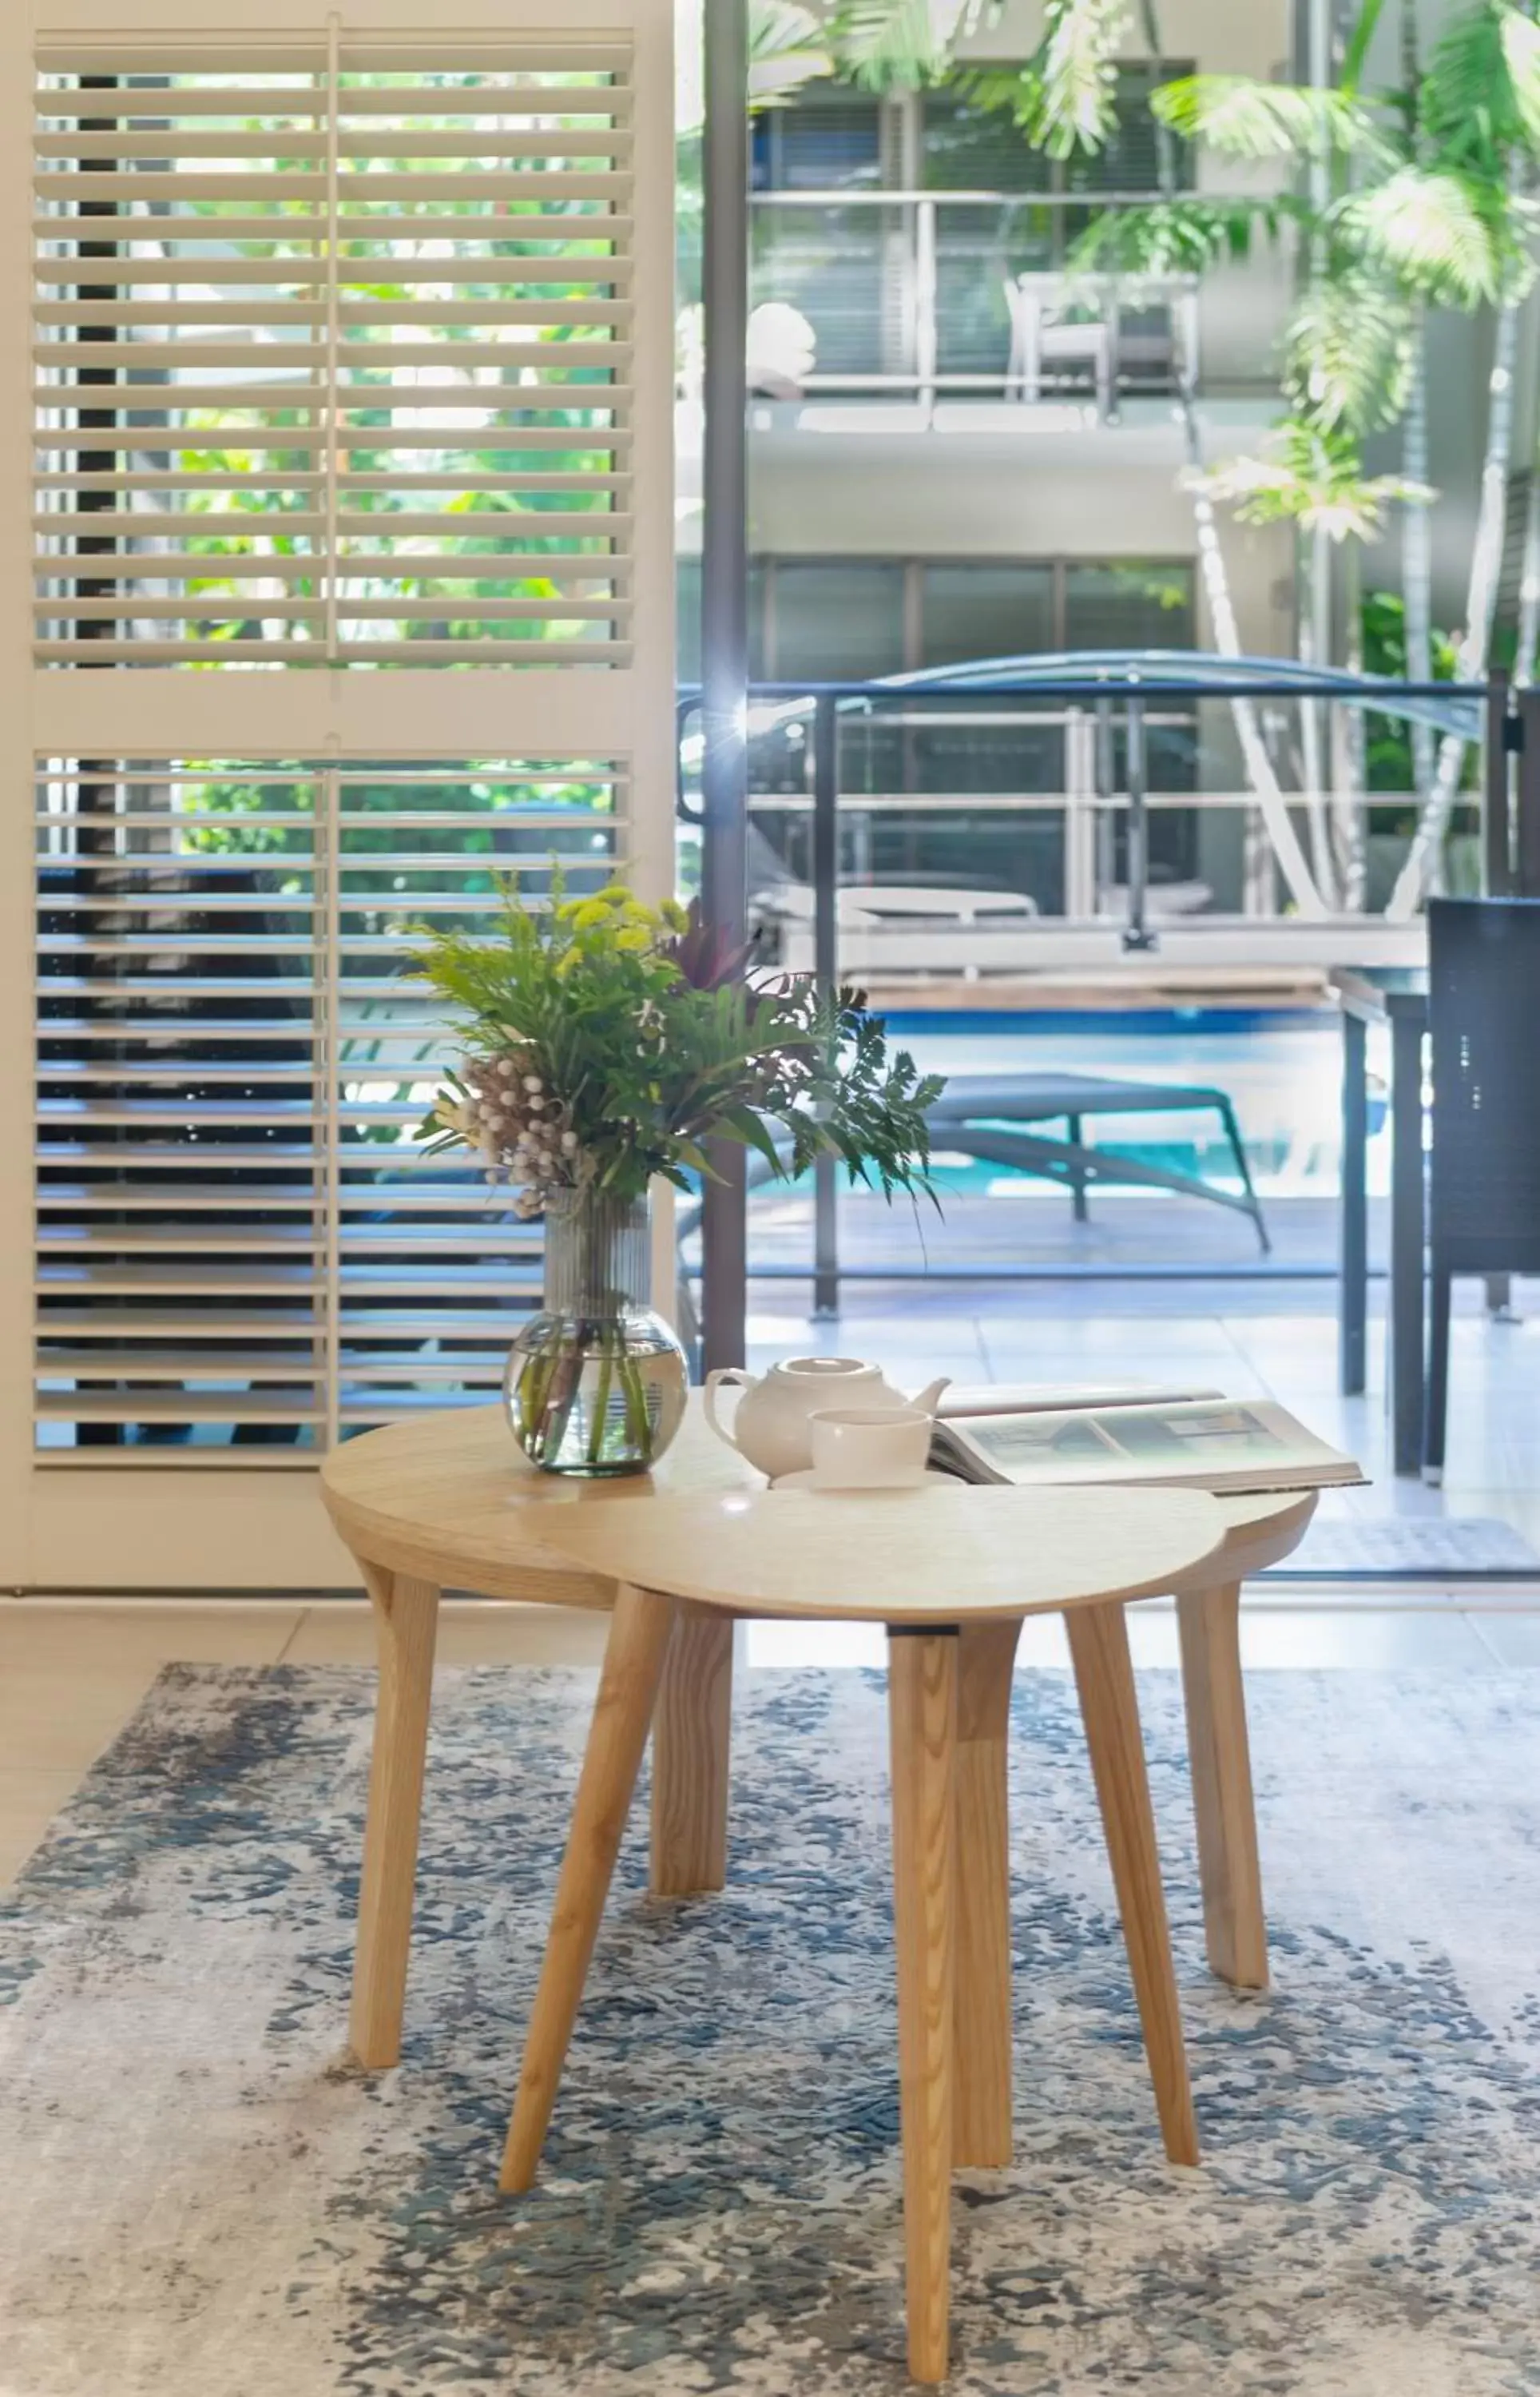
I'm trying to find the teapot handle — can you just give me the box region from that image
[703,1367,755,1453]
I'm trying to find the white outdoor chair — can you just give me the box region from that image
[1003,275,1113,419]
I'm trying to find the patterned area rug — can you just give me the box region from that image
[3,1664,1539,2397]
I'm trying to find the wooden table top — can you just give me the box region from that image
[529,1483,1228,1623]
[320,1400,1319,1606]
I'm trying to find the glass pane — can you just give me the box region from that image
[923,93,1050,193]
[752,201,906,381]
[1064,562,1195,651]
[772,563,906,682]
[677,559,765,685]
[1064,68,1194,195]
[921,563,1055,667]
[677,557,701,684]
[756,87,883,192]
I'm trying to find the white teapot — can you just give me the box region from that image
[705,1356,951,1481]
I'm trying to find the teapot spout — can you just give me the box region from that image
[910,1375,951,1418]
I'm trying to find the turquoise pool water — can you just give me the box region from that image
[871,1009,1387,1199]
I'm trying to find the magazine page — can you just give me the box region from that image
[936,1381,1224,1421]
[934,1397,1362,1494]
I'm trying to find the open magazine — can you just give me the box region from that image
[931,1397,1363,1496]
[937,1381,1223,1420]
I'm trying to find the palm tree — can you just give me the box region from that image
[988,15,1332,912]
[1381,2,1540,914]
[1193,419,1433,904]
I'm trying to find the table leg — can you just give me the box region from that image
[954,1619,1020,2169]
[501,1582,676,2194]
[1175,1582,1268,1990]
[888,1628,958,2387]
[1066,1601,1199,2168]
[1389,1008,1427,1475]
[650,1602,733,1897]
[1340,1009,1368,1397]
[350,1565,440,2070]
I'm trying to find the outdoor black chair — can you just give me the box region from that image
[1425,897,1540,1477]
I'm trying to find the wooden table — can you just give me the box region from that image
[320,1399,1316,2082]
[506,1483,1235,2383]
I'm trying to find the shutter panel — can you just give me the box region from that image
[6,1,675,1584]
[34,42,634,664]
[37,753,629,1460]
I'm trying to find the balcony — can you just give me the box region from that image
[713,191,1286,431]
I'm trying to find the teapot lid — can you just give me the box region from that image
[776,1355,877,1377]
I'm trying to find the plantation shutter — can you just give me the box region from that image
[2,0,676,1588]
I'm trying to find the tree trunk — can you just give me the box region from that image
[1388,280,1521,918]
[1145,0,1324,916]
[1297,535,1342,907]
[1401,317,1436,796]
[1515,460,1540,686]
[1334,539,1367,908]
[1183,400,1328,915]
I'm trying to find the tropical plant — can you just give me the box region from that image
[1193,420,1434,901]
[414,876,946,1212]
[1140,0,1540,912]
[1042,2,1331,915]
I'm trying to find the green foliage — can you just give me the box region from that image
[1359,589,1467,793]
[748,2,834,106]
[1419,0,1540,161]
[1333,162,1526,305]
[1283,273,1415,433]
[961,0,1130,157]
[828,0,991,93]
[413,877,947,1210]
[1153,75,1392,166]
[1192,419,1433,546]
[1070,193,1295,276]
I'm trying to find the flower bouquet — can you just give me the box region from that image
[415,876,946,1475]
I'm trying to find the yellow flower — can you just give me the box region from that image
[614,925,653,952]
[593,881,633,907]
[570,898,613,929]
[661,898,689,932]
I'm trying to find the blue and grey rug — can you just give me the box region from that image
[2,1663,1539,2395]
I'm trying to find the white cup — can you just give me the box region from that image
[808,1405,933,1489]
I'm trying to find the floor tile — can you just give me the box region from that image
[0,1769,81,1886]
[1464,1609,1540,1664]
[282,1601,608,1668]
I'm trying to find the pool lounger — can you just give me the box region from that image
[924,1071,1269,1253]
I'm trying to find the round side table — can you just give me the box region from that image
[503,1482,1232,2386]
[320,1401,1316,2084]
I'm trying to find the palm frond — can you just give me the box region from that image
[1284,275,1415,434]
[1069,193,1292,275]
[828,0,990,90]
[1190,419,1435,544]
[1498,2,1540,148]
[1153,74,1393,165]
[748,2,833,109]
[1334,163,1518,305]
[1030,0,1130,159]
[1419,0,1540,162]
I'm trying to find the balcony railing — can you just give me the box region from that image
[748,189,1202,409]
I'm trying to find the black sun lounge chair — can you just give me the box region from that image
[923,1072,1270,1253]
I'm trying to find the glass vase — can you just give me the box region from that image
[503,1188,689,1476]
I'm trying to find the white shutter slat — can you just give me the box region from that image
[35,42,634,668]
[36,753,629,1459]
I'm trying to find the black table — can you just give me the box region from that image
[1332,967,1428,1475]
